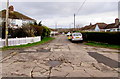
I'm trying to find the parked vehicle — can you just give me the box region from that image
[66,32,71,36]
[70,32,83,42]
[66,32,72,40]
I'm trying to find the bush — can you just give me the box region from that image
[31,25,43,37]
[41,26,51,38]
[10,28,29,38]
[1,22,51,39]
[31,25,51,39]
[81,32,120,45]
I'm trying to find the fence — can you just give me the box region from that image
[0,36,41,48]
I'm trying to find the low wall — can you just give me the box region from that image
[0,36,41,48]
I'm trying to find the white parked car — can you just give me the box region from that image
[70,33,83,42]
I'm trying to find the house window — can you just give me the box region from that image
[117,28,120,32]
[107,30,110,32]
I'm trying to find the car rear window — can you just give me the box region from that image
[73,33,82,36]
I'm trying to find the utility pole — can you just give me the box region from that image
[5,0,9,46]
[54,22,57,36]
[55,22,57,30]
[74,13,76,31]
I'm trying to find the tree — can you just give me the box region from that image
[11,28,28,38]
[38,21,42,26]
[34,21,37,25]
[0,26,2,38]
[10,24,36,38]
[1,22,6,39]
[32,25,51,39]
[1,22,51,39]
[22,24,36,37]
[41,26,51,38]
[32,25,43,36]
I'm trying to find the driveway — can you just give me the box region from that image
[0,35,120,78]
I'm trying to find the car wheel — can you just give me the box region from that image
[71,40,74,43]
[79,40,83,43]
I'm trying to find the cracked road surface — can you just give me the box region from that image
[1,35,120,78]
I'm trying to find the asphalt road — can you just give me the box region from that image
[0,34,120,78]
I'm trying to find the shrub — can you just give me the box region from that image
[31,25,43,37]
[9,24,36,38]
[1,22,51,39]
[31,25,51,39]
[81,32,120,45]
[10,28,29,38]
[41,26,51,38]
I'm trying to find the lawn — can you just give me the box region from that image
[1,37,55,50]
[84,42,120,49]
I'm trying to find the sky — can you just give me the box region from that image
[1,0,120,28]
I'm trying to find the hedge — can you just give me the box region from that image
[81,32,120,45]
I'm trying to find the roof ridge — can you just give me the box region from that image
[0,9,35,20]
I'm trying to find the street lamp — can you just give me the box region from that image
[5,0,9,46]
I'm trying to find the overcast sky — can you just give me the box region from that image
[1,0,120,28]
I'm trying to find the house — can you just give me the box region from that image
[0,5,36,28]
[80,24,93,32]
[81,18,120,32]
[81,23,107,32]
[50,29,59,35]
[94,23,107,32]
[0,26,2,38]
[105,18,120,32]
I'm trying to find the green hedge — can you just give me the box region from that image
[81,32,120,45]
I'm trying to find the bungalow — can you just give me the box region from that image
[0,5,36,29]
[81,23,107,32]
[81,18,120,32]
[94,23,107,32]
[50,29,59,36]
[105,18,120,32]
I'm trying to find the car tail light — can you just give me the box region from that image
[72,36,74,39]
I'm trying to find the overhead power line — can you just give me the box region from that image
[72,0,87,30]
[76,0,87,15]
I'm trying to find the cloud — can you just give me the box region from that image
[1,0,119,2]
[1,1,118,28]
[41,10,117,28]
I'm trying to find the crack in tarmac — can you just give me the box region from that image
[48,67,52,79]
[30,66,36,78]
[91,63,101,71]
[83,69,94,77]
[64,73,69,77]
[2,35,119,77]
[0,52,18,63]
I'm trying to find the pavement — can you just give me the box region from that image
[0,34,120,78]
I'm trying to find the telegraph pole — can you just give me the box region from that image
[5,0,9,46]
[54,22,57,36]
[74,13,76,31]
[55,22,57,30]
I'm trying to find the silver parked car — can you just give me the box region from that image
[71,32,83,42]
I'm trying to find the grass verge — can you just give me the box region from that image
[84,42,120,49]
[1,37,55,50]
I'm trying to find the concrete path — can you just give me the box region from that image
[0,35,120,78]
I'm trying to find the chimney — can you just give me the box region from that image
[9,5,14,13]
[90,23,92,26]
[115,18,119,25]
